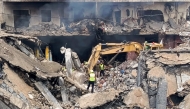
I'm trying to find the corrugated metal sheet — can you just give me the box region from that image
[3,0,190,2]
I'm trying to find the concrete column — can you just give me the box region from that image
[58,77,68,103]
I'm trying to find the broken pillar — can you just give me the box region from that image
[137,52,143,86]
[156,78,167,109]
[58,77,68,103]
[71,51,83,72]
[65,48,73,78]
[35,82,63,109]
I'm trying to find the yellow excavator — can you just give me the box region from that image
[86,40,163,73]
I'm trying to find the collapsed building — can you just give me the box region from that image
[0,0,190,62]
[0,0,190,109]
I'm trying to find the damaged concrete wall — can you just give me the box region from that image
[3,2,61,27]
[143,2,190,23]
[2,2,190,36]
[137,50,190,108]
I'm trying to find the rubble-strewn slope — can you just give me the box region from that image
[0,39,62,79]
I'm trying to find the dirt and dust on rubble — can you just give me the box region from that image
[5,15,190,36]
[1,29,190,109]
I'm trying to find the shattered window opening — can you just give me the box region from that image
[126,9,130,17]
[41,10,51,22]
[142,10,164,22]
[13,10,30,28]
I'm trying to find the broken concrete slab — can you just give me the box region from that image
[124,87,149,108]
[34,82,63,109]
[0,31,39,43]
[165,74,177,96]
[179,94,190,109]
[78,89,120,108]
[147,66,165,79]
[149,21,163,31]
[0,39,62,79]
[72,71,86,84]
[168,18,179,29]
[0,100,10,109]
[157,53,190,65]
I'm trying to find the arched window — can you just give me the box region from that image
[126,9,130,17]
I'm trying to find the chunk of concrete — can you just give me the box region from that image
[72,71,86,84]
[165,74,177,96]
[124,87,149,108]
[35,82,63,109]
[158,53,190,65]
[58,77,68,103]
[168,18,179,29]
[179,94,190,109]
[10,95,24,109]
[148,67,165,79]
[0,100,10,109]
[131,69,137,78]
[78,89,120,108]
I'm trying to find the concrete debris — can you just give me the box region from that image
[34,82,63,109]
[148,21,164,32]
[179,93,190,109]
[1,29,190,109]
[0,39,63,79]
[78,89,120,108]
[148,66,165,79]
[168,18,179,29]
[15,19,95,36]
[123,87,149,108]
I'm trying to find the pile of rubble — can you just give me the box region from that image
[2,29,190,109]
[175,36,190,50]
[94,60,138,93]
[15,19,96,36]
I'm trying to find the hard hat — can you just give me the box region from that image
[90,70,93,72]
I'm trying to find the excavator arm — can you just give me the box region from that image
[87,42,143,73]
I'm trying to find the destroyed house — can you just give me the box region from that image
[0,0,189,61]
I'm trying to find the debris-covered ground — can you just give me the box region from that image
[1,29,190,109]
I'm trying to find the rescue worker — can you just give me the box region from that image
[99,62,105,77]
[87,70,96,93]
